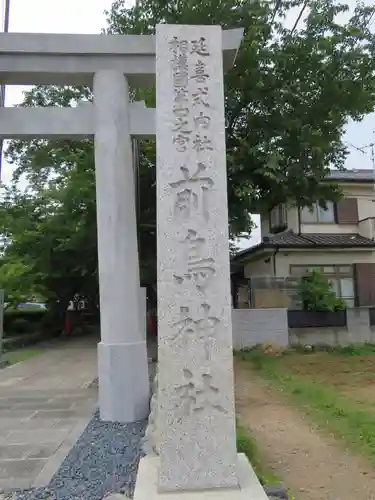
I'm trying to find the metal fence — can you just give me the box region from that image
[248,276,301,309]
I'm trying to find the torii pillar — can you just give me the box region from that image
[94,70,150,422]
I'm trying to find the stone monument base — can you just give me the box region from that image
[98,341,149,423]
[133,454,269,500]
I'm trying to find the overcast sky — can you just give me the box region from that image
[1,0,374,248]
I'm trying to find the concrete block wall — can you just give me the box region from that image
[231,308,289,349]
[233,307,375,349]
[346,308,372,344]
[290,308,375,346]
[290,327,342,346]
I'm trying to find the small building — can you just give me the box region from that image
[231,169,375,309]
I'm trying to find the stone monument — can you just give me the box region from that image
[134,24,268,500]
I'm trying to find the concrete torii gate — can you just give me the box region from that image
[0,29,243,423]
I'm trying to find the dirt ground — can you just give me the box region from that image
[273,352,375,405]
[235,359,375,500]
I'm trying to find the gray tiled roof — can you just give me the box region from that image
[266,231,375,247]
[232,231,375,262]
[328,169,375,182]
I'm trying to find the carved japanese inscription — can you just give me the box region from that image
[168,34,218,380]
[173,229,216,293]
[190,37,210,57]
[192,87,210,107]
[175,367,227,417]
[170,36,191,152]
[169,163,213,220]
[170,303,220,360]
[156,24,238,491]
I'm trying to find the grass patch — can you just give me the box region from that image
[330,343,375,356]
[236,424,281,485]
[237,349,375,466]
[4,347,43,365]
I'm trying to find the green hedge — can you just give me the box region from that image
[2,309,99,338]
[3,310,47,337]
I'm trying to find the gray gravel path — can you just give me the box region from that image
[5,411,146,500]
[2,402,287,500]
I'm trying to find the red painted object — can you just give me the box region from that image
[64,310,83,336]
[65,313,72,336]
[148,310,157,338]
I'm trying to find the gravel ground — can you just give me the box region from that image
[2,386,286,500]
[6,411,146,500]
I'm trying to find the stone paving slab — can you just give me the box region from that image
[0,409,38,419]
[0,336,156,492]
[0,443,60,460]
[30,408,91,419]
[0,418,60,431]
[0,336,99,491]
[0,445,27,460]
[0,458,46,479]
[0,404,97,490]
[2,428,73,445]
[32,417,92,489]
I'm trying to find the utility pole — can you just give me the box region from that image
[0,0,10,365]
[0,290,4,367]
[359,142,375,172]
[347,140,375,171]
[0,0,11,179]
[0,0,10,108]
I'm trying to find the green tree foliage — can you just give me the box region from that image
[0,0,374,323]
[296,269,346,311]
[107,0,375,218]
[0,259,34,305]
[0,146,99,322]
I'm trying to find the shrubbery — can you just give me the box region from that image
[3,310,47,337]
[296,269,346,312]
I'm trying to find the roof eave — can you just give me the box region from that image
[231,242,375,262]
[327,178,373,184]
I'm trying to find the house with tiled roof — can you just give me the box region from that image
[231,169,375,308]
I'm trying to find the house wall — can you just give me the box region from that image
[243,256,273,278]
[241,249,375,279]
[358,199,375,221]
[301,182,375,234]
[288,208,299,233]
[237,285,250,308]
[237,181,375,310]
[274,249,375,277]
[261,205,359,237]
[300,222,357,234]
[260,215,270,236]
[358,218,374,240]
[343,184,375,219]
[260,183,375,241]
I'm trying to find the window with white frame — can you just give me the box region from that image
[300,201,335,223]
[290,265,354,307]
